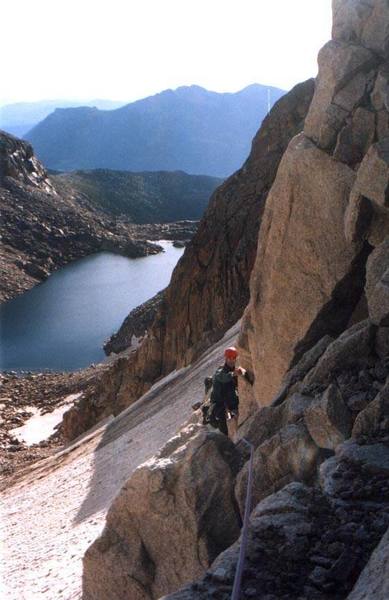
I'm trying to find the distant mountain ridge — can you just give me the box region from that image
[52,169,222,223]
[0,99,126,138]
[26,84,285,177]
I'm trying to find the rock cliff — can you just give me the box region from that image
[238,0,389,418]
[63,78,314,439]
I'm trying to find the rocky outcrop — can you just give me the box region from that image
[160,320,389,600]
[238,0,389,418]
[167,473,389,600]
[0,131,55,192]
[235,421,319,513]
[83,426,242,600]
[239,134,368,410]
[64,79,314,439]
[352,379,389,441]
[332,0,389,57]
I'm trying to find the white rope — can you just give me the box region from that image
[231,438,254,600]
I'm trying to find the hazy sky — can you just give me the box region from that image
[2,0,332,104]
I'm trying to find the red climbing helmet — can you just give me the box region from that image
[224,346,238,360]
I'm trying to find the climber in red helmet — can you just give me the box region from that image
[208,346,249,439]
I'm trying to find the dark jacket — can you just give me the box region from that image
[210,363,239,413]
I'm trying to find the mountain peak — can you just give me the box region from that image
[25,84,286,177]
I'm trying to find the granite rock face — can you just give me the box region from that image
[304,40,378,152]
[239,0,389,417]
[332,0,389,58]
[155,79,314,373]
[239,134,366,410]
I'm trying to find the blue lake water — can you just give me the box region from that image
[0,242,184,372]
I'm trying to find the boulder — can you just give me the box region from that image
[235,423,319,515]
[303,320,375,386]
[82,427,242,600]
[352,380,389,439]
[305,384,352,450]
[304,40,378,150]
[320,440,389,499]
[347,527,389,600]
[366,238,389,325]
[237,391,313,449]
[367,203,389,248]
[332,0,389,58]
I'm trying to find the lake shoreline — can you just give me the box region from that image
[1,220,197,305]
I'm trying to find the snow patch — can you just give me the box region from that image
[9,393,82,446]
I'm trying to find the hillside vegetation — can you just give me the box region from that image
[53,169,222,223]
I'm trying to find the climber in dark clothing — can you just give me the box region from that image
[209,346,250,438]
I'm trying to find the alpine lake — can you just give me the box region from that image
[0,241,184,372]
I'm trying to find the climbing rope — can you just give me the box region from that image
[231,437,254,600]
